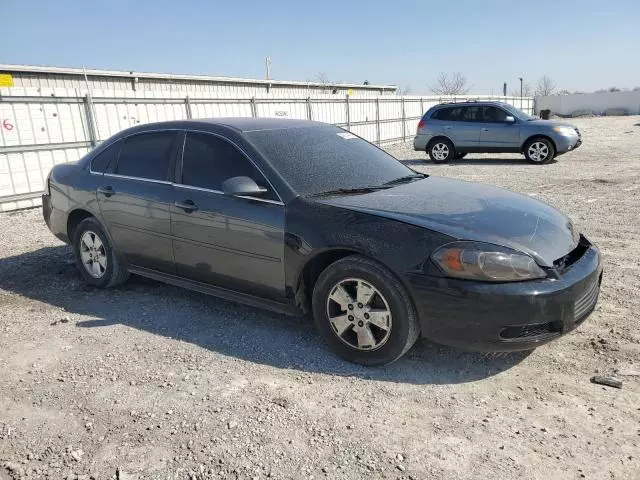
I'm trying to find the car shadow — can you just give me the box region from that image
[0,246,531,385]
[401,157,558,167]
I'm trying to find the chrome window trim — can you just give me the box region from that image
[180,129,285,204]
[173,182,284,206]
[102,172,172,185]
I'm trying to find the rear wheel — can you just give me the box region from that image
[312,255,419,366]
[428,138,455,164]
[72,217,129,288]
[524,138,555,164]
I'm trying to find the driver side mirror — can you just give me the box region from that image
[221,176,268,197]
[505,115,516,124]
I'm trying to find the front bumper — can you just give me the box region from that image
[555,133,582,154]
[407,244,603,351]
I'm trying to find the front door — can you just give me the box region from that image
[170,131,286,299]
[478,106,521,149]
[96,130,180,272]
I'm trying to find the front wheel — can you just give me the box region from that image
[428,139,455,164]
[312,256,419,366]
[524,138,555,164]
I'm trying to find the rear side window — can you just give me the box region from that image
[181,132,277,200]
[116,132,177,181]
[432,107,463,121]
[90,141,120,173]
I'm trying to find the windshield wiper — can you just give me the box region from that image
[309,186,392,197]
[382,173,427,186]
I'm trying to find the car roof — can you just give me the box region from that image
[434,101,509,108]
[116,117,326,137]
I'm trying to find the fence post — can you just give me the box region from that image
[306,97,312,120]
[420,97,424,114]
[184,95,193,119]
[250,97,257,118]
[83,94,98,147]
[345,94,351,131]
[375,97,380,145]
[401,96,406,143]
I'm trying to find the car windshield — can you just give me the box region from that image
[245,126,416,196]
[500,103,535,121]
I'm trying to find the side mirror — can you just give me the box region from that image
[221,176,268,197]
[505,115,516,124]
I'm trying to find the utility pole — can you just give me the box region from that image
[519,77,523,98]
[265,57,271,80]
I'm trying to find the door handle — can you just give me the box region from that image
[174,199,199,212]
[481,128,489,131]
[443,125,452,130]
[97,186,115,197]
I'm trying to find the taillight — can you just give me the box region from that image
[417,119,425,130]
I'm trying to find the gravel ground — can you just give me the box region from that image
[1,116,639,480]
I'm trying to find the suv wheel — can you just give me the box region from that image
[524,138,555,164]
[72,217,130,288]
[312,255,420,366]
[428,139,454,164]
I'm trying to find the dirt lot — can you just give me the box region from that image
[1,116,639,480]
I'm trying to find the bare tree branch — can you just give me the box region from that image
[535,75,556,96]
[429,72,470,95]
[510,82,533,97]
[398,84,412,95]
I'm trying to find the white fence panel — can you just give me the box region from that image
[0,89,534,211]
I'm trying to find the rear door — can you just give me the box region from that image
[452,106,482,149]
[170,131,286,299]
[478,106,521,149]
[96,130,179,272]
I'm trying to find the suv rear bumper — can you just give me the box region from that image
[413,134,430,151]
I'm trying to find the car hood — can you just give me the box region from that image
[523,118,576,128]
[316,177,579,267]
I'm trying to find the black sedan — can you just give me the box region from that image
[42,118,603,365]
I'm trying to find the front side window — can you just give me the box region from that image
[91,140,121,173]
[481,106,508,123]
[181,132,276,200]
[116,132,177,181]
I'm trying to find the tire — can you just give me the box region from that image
[524,137,555,164]
[455,152,467,159]
[427,138,455,164]
[311,255,420,366]
[72,217,129,288]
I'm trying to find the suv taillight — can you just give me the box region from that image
[417,119,425,130]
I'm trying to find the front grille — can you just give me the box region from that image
[574,278,600,321]
[500,322,561,340]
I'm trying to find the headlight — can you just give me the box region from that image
[432,242,546,282]
[553,126,577,136]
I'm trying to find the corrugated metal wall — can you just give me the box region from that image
[0,85,534,211]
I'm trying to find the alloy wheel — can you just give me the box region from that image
[326,278,392,351]
[431,143,450,161]
[79,230,107,278]
[528,142,549,162]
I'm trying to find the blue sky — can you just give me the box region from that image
[3,0,639,93]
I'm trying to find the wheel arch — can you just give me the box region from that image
[427,135,455,151]
[293,247,418,321]
[67,208,95,242]
[521,134,557,153]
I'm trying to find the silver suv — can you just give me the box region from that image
[414,101,581,164]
